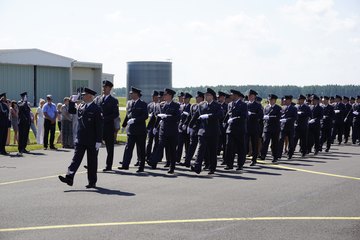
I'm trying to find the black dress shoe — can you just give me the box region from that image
[0,151,9,155]
[164,163,170,168]
[102,168,112,172]
[118,166,129,170]
[191,166,201,174]
[236,167,243,171]
[58,175,73,186]
[167,169,174,174]
[85,184,96,188]
[208,171,215,175]
[250,161,256,166]
[134,162,140,167]
[84,165,88,169]
[260,156,265,160]
[314,151,319,155]
[325,148,330,152]
[23,149,30,153]
[136,168,144,173]
[50,147,57,150]
[220,162,227,166]
[272,158,278,163]
[179,162,190,167]
[224,166,233,170]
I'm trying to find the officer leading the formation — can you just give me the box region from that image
[59,88,103,188]
[95,80,119,171]
[0,93,10,155]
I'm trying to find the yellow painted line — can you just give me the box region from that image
[1,217,360,232]
[0,170,87,186]
[258,160,360,181]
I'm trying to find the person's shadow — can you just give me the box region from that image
[64,187,135,196]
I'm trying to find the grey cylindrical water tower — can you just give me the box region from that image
[127,61,172,103]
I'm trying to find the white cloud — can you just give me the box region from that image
[281,0,358,33]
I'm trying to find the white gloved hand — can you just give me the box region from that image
[308,119,315,124]
[248,111,252,115]
[227,118,234,124]
[334,110,340,114]
[323,116,327,119]
[353,111,359,115]
[95,142,101,150]
[280,118,287,123]
[182,111,189,116]
[263,115,270,120]
[297,111,303,115]
[71,94,79,101]
[127,118,135,125]
[153,128,157,135]
[148,113,153,117]
[199,114,209,119]
[158,113,167,119]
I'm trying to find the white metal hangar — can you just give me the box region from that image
[0,48,106,105]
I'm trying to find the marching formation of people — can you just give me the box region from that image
[1,82,360,188]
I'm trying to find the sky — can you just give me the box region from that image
[0,0,359,88]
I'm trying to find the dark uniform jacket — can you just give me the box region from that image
[344,103,353,123]
[296,104,311,130]
[69,101,103,145]
[156,101,180,137]
[147,101,159,130]
[280,104,298,131]
[178,103,191,132]
[122,99,148,135]
[333,102,346,124]
[192,101,223,137]
[95,95,119,134]
[186,103,201,131]
[17,100,31,126]
[352,103,360,123]
[247,101,263,134]
[263,104,282,133]
[0,101,10,128]
[310,104,324,127]
[321,104,335,129]
[225,99,248,135]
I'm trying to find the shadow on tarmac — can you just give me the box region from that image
[64,187,136,196]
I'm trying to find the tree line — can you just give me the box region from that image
[113,85,360,98]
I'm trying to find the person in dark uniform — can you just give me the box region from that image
[119,87,148,172]
[223,89,248,170]
[332,95,346,145]
[342,96,353,144]
[277,95,297,160]
[0,93,11,155]
[146,90,160,161]
[260,94,282,163]
[352,96,360,145]
[95,80,119,171]
[246,89,263,165]
[307,95,323,154]
[217,91,228,161]
[180,91,204,167]
[17,92,32,155]
[191,88,223,174]
[176,92,192,163]
[59,88,103,188]
[149,88,180,174]
[320,96,335,152]
[256,96,264,157]
[294,94,311,157]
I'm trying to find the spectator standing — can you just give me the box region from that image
[42,95,57,150]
